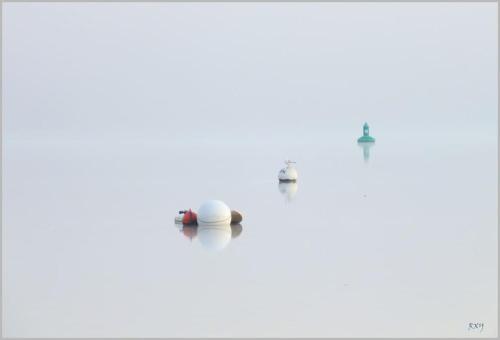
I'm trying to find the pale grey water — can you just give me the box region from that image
[2,136,497,337]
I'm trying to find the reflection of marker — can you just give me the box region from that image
[357,122,375,143]
[357,142,375,162]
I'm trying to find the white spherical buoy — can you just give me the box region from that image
[197,200,232,225]
[197,224,232,251]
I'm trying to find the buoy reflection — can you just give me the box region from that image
[278,181,298,202]
[174,222,243,251]
[357,142,375,163]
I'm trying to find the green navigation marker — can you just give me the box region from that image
[357,122,375,143]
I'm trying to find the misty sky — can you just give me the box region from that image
[3,3,498,146]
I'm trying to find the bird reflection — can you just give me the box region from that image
[278,181,298,202]
[357,142,375,163]
[174,222,243,250]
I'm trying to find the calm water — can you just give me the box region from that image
[3,136,497,337]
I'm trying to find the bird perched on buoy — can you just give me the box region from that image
[278,160,298,182]
[175,200,243,226]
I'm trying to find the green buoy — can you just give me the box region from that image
[357,122,375,143]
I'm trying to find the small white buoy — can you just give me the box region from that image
[197,200,232,225]
[278,160,298,182]
[174,213,184,224]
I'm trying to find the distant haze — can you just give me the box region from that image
[3,3,498,146]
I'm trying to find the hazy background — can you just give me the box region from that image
[3,2,498,145]
[2,2,498,338]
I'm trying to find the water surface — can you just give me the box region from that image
[3,137,497,337]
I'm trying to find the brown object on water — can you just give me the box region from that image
[231,210,243,224]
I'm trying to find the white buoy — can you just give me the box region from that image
[174,212,184,224]
[197,200,232,225]
[197,224,232,251]
[278,160,298,182]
